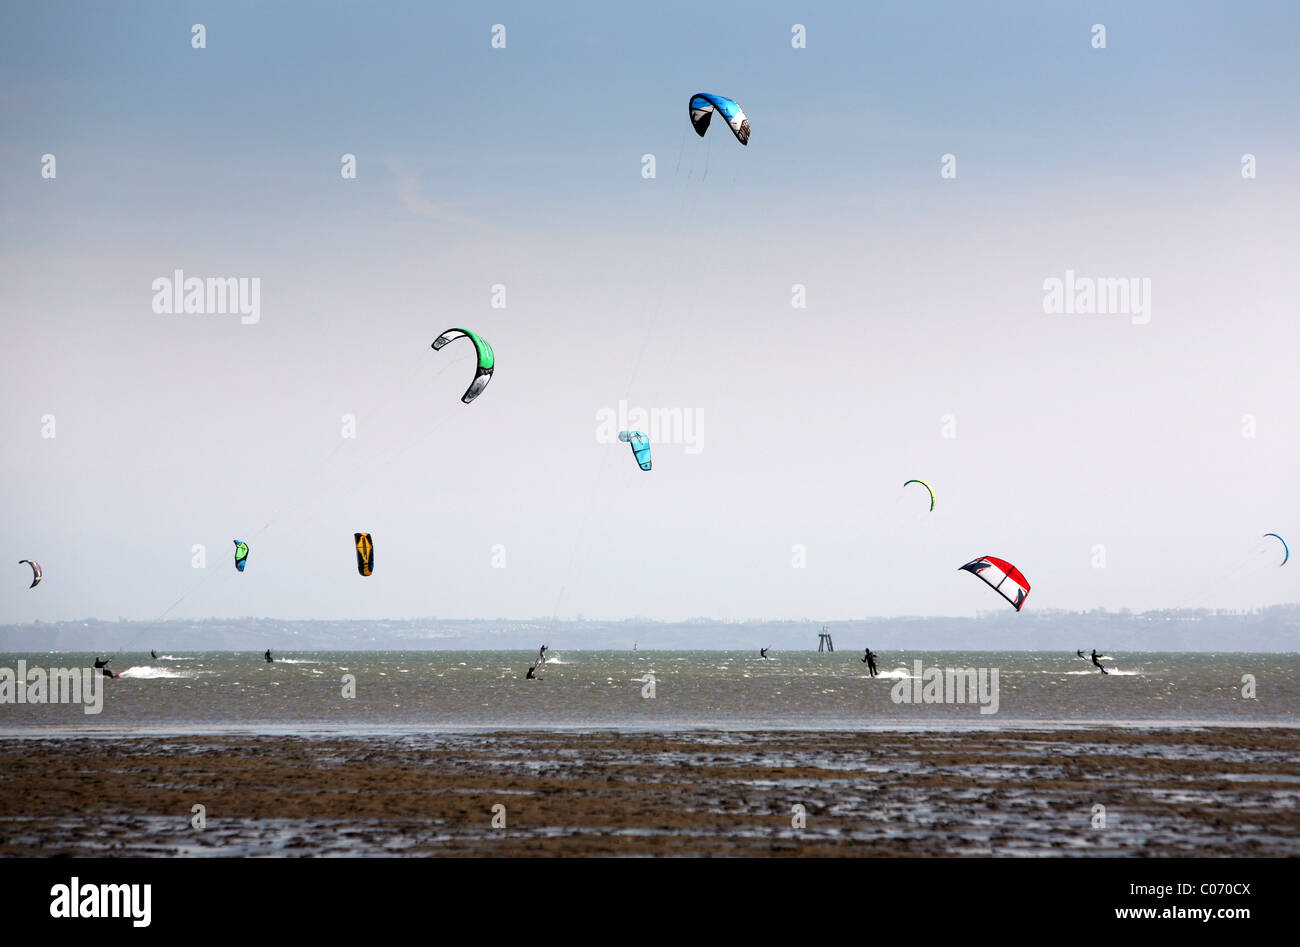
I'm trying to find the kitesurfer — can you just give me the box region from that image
[151,650,158,659]
[1090,649,1109,675]
[539,644,548,662]
[526,665,538,680]
[862,648,879,677]
[264,649,273,663]
[760,647,769,659]
[93,657,118,679]
[93,656,111,670]
[1076,650,1086,659]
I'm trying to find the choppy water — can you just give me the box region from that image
[1,650,1295,734]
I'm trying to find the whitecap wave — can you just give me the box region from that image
[117,666,197,679]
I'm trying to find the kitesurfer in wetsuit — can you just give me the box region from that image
[1076,650,1086,659]
[1090,649,1109,675]
[93,657,118,679]
[526,665,538,680]
[862,648,879,677]
[539,645,547,662]
[760,647,769,659]
[151,650,158,659]
[264,649,273,663]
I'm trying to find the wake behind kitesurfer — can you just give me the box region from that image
[1090,649,1109,675]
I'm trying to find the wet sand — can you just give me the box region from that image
[1,728,1296,856]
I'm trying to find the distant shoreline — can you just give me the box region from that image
[5,608,1298,652]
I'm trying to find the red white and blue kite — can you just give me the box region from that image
[960,556,1030,611]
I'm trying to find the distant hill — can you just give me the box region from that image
[2,606,1297,652]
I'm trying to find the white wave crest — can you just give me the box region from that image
[117,666,197,679]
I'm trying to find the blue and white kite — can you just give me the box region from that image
[689,93,750,146]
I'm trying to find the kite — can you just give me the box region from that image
[619,431,652,471]
[1264,533,1289,566]
[18,559,41,589]
[233,540,249,573]
[903,479,935,511]
[689,93,750,146]
[960,556,1030,611]
[432,328,494,404]
[355,532,374,576]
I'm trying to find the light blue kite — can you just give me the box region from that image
[618,431,652,471]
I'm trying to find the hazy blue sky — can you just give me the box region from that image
[2,1,1297,623]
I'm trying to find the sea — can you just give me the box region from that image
[1,650,1295,735]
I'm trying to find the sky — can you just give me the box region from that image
[2,1,1298,623]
